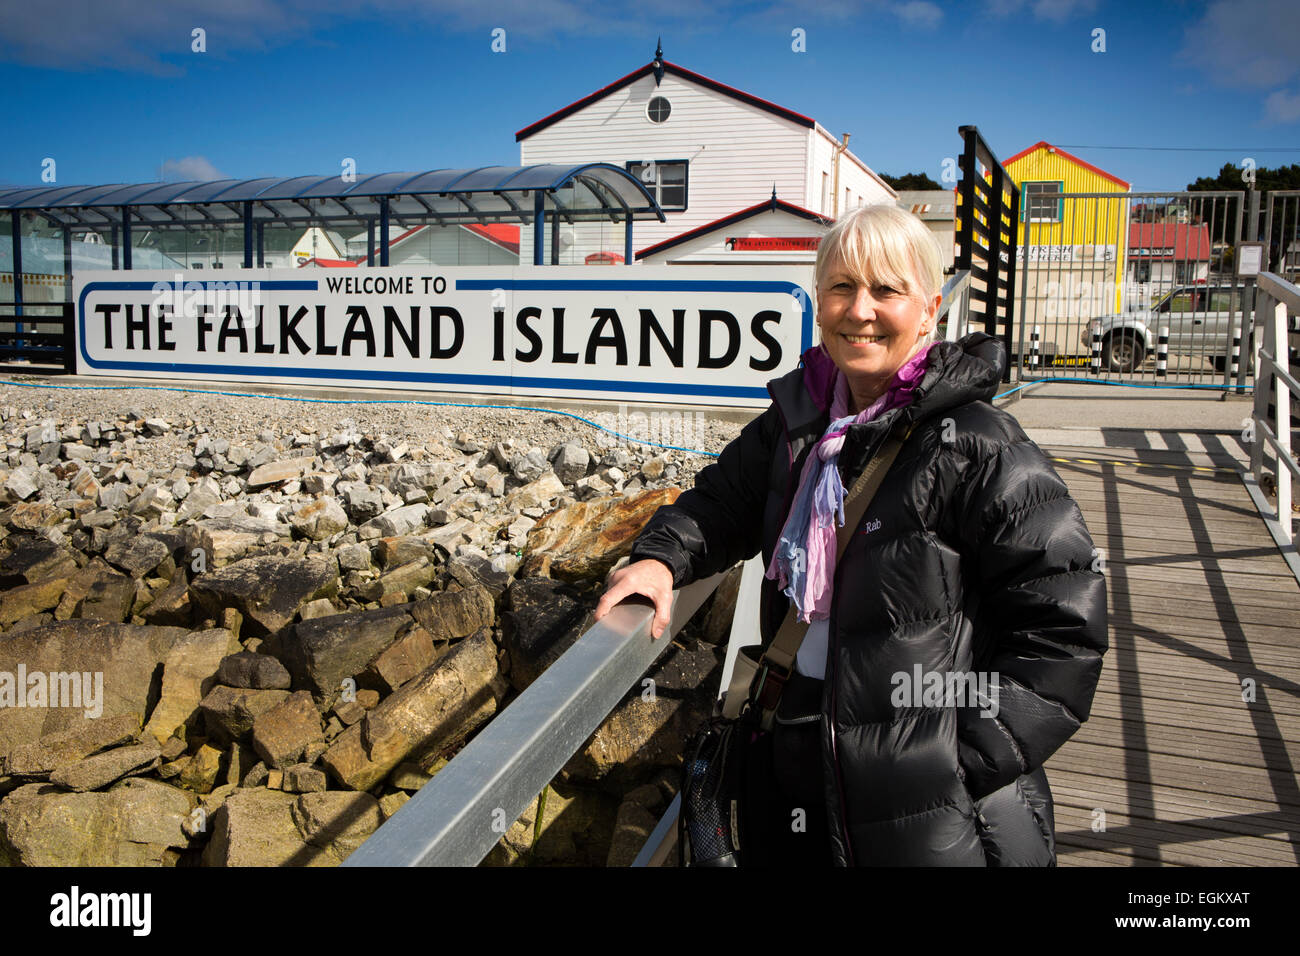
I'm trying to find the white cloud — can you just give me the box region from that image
[893,2,943,28]
[983,0,1098,20]
[1030,0,1098,21]
[159,156,228,182]
[0,0,304,73]
[1264,89,1300,125]
[0,0,728,72]
[1179,0,1300,89]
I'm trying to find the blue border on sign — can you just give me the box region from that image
[76,276,813,400]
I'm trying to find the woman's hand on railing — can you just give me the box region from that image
[594,559,675,639]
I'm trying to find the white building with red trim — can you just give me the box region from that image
[516,44,895,265]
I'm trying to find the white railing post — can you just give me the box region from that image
[1272,296,1293,542]
[1249,273,1299,558]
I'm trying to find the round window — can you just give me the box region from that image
[647,96,671,124]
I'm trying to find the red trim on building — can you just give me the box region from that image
[637,196,832,259]
[1003,141,1131,189]
[297,257,358,268]
[727,236,821,251]
[516,60,816,141]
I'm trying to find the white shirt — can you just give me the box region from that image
[794,617,830,680]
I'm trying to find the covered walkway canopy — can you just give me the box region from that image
[0,163,665,270]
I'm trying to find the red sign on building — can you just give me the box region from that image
[725,236,822,251]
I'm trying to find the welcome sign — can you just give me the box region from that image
[74,266,815,407]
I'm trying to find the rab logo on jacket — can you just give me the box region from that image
[859,518,882,535]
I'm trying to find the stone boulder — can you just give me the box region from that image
[53,559,137,622]
[214,651,292,690]
[48,740,162,792]
[284,604,412,700]
[288,497,349,541]
[520,487,680,582]
[409,585,494,643]
[0,778,196,866]
[189,554,339,637]
[0,574,70,626]
[188,515,290,567]
[103,535,172,578]
[0,533,79,588]
[321,628,505,791]
[142,628,241,744]
[564,637,721,784]
[0,621,190,758]
[251,691,324,770]
[198,686,292,745]
[500,577,594,693]
[483,782,618,867]
[201,788,382,866]
[245,455,316,490]
[4,713,142,778]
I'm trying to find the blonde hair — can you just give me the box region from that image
[814,203,944,345]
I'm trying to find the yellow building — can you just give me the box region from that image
[1004,141,1131,358]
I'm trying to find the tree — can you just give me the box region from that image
[1188,162,1300,271]
[880,172,943,191]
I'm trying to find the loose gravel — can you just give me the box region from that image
[0,380,750,488]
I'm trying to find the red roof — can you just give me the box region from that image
[1003,141,1131,190]
[338,223,520,264]
[637,194,832,259]
[461,222,520,254]
[1128,222,1212,260]
[517,59,815,141]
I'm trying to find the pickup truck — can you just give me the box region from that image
[1082,284,1249,373]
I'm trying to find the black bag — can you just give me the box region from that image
[676,430,910,867]
[678,707,765,867]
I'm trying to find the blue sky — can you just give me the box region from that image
[1,0,1298,194]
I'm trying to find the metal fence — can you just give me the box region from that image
[0,301,74,371]
[1014,190,1249,388]
[1264,190,1300,284]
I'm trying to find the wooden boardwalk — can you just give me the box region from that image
[1040,445,1300,866]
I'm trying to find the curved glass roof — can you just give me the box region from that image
[0,163,664,228]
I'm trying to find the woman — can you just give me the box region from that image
[595,203,1107,866]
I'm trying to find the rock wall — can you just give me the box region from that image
[0,404,740,866]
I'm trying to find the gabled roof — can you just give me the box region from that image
[1002,140,1131,189]
[636,192,832,260]
[339,223,520,263]
[517,59,815,141]
[462,222,520,254]
[1128,222,1212,260]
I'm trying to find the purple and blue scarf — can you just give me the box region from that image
[765,343,934,622]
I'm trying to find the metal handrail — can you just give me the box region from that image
[1249,273,1299,563]
[343,571,723,867]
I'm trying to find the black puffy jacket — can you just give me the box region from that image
[629,332,1108,865]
